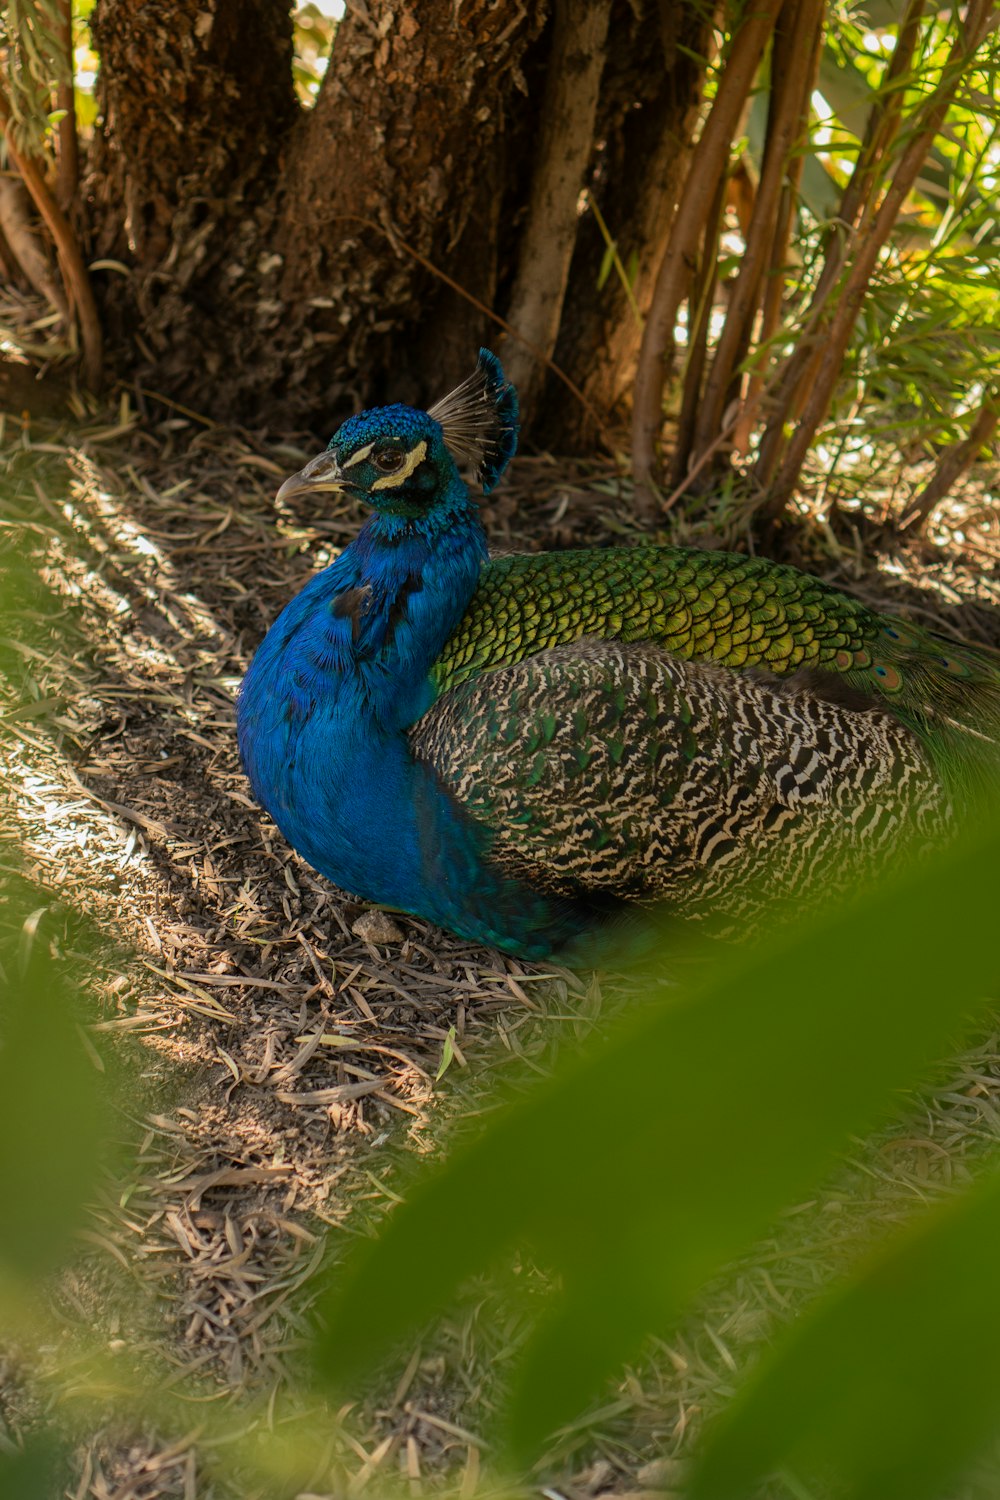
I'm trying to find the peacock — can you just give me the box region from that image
[237,351,1000,960]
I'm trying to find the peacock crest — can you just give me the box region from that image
[428,348,520,493]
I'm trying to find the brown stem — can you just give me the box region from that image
[733,180,791,457]
[55,0,79,212]
[2,120,103,391]
[899,392,1000,530]
[549,8,718,450]
[630,0,783,504]
[0,176,71,322]
[753,0,927,488]
[692,0,824,463]
[501,0,612,415]
[754,0,996,516]
[733,0,823,458]
[659,377,771,517]
[670,171,727,488]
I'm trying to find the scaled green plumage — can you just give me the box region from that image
[432,546,1000,799]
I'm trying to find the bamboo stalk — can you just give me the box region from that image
[630,0,783,505]
[670,171,727,489]
[732,2,823,458]
[500,0,612,416]
[55,0,79,212]
[692,0,824,461]
[752,0,928,490]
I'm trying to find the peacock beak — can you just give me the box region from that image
[275,450,348,503]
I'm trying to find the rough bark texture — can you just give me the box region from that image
[267,0,545,420]
[87,0,298,401]
[85,0,545,427]
[54,0,739,440]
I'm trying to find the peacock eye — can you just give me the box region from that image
[373,447,404,472]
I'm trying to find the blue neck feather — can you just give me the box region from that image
[238,481,513,933]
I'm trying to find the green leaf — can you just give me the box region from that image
[817,47,877,140]
[689,1169,1000,1500]
[434,1024,457,1082]
[0,1433,67,1499]
[597,241,616,293]
[311,815,1000,1460]
[0,913,106,1275]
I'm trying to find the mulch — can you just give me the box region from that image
[2,364,999,1499]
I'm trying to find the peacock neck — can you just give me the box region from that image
[245,485,488,737]
[236,483,499,921]
[343,493,486,692]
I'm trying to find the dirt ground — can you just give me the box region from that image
[2,372,1000,1499]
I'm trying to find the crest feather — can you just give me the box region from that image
[428,349,519,494]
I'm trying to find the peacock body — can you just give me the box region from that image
[237,352,1000,959]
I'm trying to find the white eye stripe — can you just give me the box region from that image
[341,442,375,469]
[370,440,429,491]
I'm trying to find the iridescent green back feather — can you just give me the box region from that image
[431,546,1000,795]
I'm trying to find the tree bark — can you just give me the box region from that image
[268,0,545,418]
[87,0,298,397]
[85,0,546,426]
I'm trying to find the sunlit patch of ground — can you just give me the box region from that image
[2,384,999,1499]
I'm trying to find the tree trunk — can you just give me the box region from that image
[87,0,298,399]
[85,0,546,428]
[268,0,546,417]
[499,0,612,418]
[78,0,724,440]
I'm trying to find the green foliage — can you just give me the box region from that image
[818,13,1000,460]
[855,40,997,424]
[731,2,1000,499]
[312,810,1000,1487]
[690,1168,1000,1500]
[293,2,340,106]
[0,1434,67,1500]
[0,0,70,156]
[0,904,107,1276]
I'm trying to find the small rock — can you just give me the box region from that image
[351,908,404,945]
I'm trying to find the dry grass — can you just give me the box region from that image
[1,366,1000,1499]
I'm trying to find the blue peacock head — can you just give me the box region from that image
[277,349,519,518]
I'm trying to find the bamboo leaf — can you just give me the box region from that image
[689,1170,1000,1500]
[0,914,107,1274]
